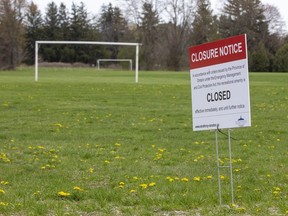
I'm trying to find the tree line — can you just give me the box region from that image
[1,0,288,72]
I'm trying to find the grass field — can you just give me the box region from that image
[0,67,288,215]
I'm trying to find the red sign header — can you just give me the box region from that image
[189,34,247,69]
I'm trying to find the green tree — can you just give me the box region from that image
[0,0,26,69]
[274,43,288,72]
[58,2,69,40]
[250,42,269,72]
[191,0,218,45]
[99,3,129,59]
[219,0,269,52]
[42,1,60,61]
[139,2,159,70]
[24,1,43,65]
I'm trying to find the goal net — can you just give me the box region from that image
[97,59,133,71]
[35,41,141,82]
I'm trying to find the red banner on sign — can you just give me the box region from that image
[189,34,247,69]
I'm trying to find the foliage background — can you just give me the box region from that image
[1,0,288,71]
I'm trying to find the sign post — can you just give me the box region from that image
[189,34,251,205]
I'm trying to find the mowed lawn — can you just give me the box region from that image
[0,67,288,215]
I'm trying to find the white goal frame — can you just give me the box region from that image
[97,59,132,71]
[35,41,141,83]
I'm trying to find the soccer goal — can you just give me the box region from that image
[35,41,141,82]
[97,59,133,71]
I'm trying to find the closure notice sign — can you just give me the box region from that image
[189,34,251,131]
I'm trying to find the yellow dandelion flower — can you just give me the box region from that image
[89,168,94,173]
[133,176,138,180]
[0,189,5,194]
[0,181,9,185]
[193,177,200,182]
[73,186,84,191]
[149,182,156,187]
[130,189,136,193]
[206,175,212,179]
[220,175,225,180]
[58,191,70,197]
[119,182,125,186]
[274,187,281,191]
[104,160,110,164]
[166,176,174,182]
[0,202,8,206]
[33,191,41,196]
[140,184,148,189]
[55,123,63,128]
[181,177,189,182]
[115,143,121,147]
[273,191,280,195]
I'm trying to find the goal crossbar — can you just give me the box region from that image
[35,41,141,82]
[97,59,132,71]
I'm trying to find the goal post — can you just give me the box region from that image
[35,41,141,83]
[97,59,133,71]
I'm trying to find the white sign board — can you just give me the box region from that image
[189,34,251,131]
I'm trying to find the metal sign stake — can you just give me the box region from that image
[215,128,234,205]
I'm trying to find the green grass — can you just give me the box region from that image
[0,67,288,215]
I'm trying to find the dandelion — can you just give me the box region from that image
[220,175,225,180]
[55,123,63,128]
[0,153,11,163]
[115,143,121,147]
[130,189,136,193]
[0,189,5,194]
[58,191,70,197]
[133,176,138,180]
[104,160,110,164]
[0,202,8,206]
[193,177,200,182]
[182,177,189,182]
[206,175,213,179]
[89,168,94,173]
[118,182,125,189]
[73,186,84,191]
[149,182,156,187]
[140,184,148,189]
[166,177,174,182]
[0,181,9,185]
[33,191,41,196]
